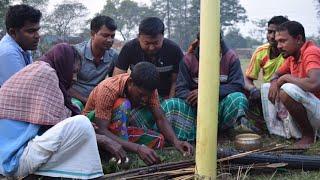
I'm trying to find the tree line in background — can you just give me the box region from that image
[0,0,319,54]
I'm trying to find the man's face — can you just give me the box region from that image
[11,21,40,51]
[267,24,277,47]
[138,34,164,55]
[127,80,152,108]
[275,30,300,58]
[91,25,115,51]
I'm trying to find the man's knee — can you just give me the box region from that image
[279,89,290,103]
[66,115,95,137]
[227,92,248,104]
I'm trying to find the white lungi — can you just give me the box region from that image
[261,83,320,139]
[15,115,103,179]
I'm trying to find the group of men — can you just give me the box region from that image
[0,3,320,179]
[244,16,320,149]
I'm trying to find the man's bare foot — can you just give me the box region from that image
[293,136,314,149]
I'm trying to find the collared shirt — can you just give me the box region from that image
[0,119,40,175]
[0,34,32,86]
[83,73,160,121]
[245,43,285,82]
[115,38,183,97]
[72,40,118,97]
[277,41,320,98]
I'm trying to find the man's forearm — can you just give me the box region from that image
[152,108,178,145]
[244,76,256,91]
[169,82,176,98]
[169,73,178,98]
[96,127,139,153]
[284,76,320,92]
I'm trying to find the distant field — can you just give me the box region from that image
[240,58,263,88]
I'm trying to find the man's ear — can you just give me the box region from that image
[90,30,96,38]
[8,28,17,37]
[296,34,303,44]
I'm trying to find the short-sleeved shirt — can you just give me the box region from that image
[115,38,183,97]
[245,43,285,82]
[0,34,32,86]
[71,40,119,97]
[277,41,320,98]
[83,73,160,121]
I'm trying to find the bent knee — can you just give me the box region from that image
[68,115,95,137]
[279,89,295,105]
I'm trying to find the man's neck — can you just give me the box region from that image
[293,50,301,62]
[293,42,304,62]
[269,45,281,59]
[91,41,104,60]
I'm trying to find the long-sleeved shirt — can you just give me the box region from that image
[175,41,244,101]
[0,34,32,86]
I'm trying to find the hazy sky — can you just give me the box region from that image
[48,0,319,37]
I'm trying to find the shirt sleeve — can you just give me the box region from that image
[220,58,244,100]
[115,43,131,70]
[0,51,25,86]
[148,90,160,108]
[108,51,119,77]
[172,47,184,73]
[304,51,320,73]
[175,60,192,100]
[94,86,117,121]
[245,49,262,80]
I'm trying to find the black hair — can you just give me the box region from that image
[277,21,306,42]
[268,15,289,27]
[130,62,159,91]
[5,4,42,32]
[90,15,117,32]
[139,17,164,37]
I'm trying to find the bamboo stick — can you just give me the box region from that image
[217,144,287,162]
[196,0,220,179]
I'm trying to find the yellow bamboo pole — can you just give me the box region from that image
[195,0,220,179]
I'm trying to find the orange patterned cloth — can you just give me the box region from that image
[83,73,160,121]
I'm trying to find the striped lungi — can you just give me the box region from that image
[130,98,196,142]
[218,92,248,130]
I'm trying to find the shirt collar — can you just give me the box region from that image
[4,33,31,55]
[84,39,114,63]
[300,40,314,55]
[288,40,315,62]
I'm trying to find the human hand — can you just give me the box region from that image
[91,122,98,130]
[186,89,198,107]
[249,87,261,107]
[102,137,127,163]
[268,81,279,104]
[277,74,291,88]
[174,140,194,156]
[137,145,161,165]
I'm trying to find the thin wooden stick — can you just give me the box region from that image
[217,144,287,163]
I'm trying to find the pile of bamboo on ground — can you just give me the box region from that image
[104,144,293,179]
